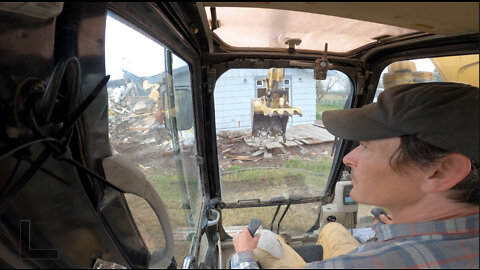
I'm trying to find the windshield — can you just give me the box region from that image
[214,68,352,235]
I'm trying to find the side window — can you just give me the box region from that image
[356,54,480,228]
[105,12,202,263]
[214,68,352,236]
[374,55,479,101]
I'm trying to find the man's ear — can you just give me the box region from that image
[421,153,471,193]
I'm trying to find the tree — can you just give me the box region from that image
[316,75,340,103]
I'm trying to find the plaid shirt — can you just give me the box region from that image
[231,214,479,269]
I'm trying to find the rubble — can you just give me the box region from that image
[263,152,273,159]
[215,124,335,173]
[298,145,309,155]
[250,149,265,157]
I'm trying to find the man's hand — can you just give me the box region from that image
[373,214,394,224]
[233,227,261,253]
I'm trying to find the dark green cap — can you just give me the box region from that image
[322,82,479,162]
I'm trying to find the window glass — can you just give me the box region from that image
[105,12,202,263]
[358,54,480,228]
[374,55,479,101]
[214,68,351,235]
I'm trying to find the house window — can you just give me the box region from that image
[256,80,264,86]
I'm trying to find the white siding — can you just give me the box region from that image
[287,68,317,126]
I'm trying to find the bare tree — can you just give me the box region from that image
[316,75,340,103]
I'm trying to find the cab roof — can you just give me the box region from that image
[202,2,479,53]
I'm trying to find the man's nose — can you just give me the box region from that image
[343,147,358,167]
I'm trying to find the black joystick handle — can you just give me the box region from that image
[247,218,261,237]
[371,207,388,224]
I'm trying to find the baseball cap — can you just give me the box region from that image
[322,82,479,162]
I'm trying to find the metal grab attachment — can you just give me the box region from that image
[207,209,220,227]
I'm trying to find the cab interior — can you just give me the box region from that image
[0,2,478,269]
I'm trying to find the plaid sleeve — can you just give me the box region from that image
[230,251,259,269]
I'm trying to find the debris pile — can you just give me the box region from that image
[216,125,335,171]
[107,90,177,172]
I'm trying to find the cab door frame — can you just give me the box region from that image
[107,2,219,267]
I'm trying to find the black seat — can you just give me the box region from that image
[292,245,324,263]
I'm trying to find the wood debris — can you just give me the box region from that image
[226,154,261,162]
[250,149,265,157]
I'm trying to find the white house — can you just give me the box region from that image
[214,68,319,132]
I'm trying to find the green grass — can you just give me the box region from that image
[148,174,180,205]
[222,167,293,183]
[220,157,332,207]
[283,156,332,174]
[222,202,322,235]
[225,165,244,172]
[137,156,333,234]
[220,158,331,234]
[316,102,345,119]
[223,157,332,185]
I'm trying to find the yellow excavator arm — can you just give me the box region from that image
[251,68,302,140]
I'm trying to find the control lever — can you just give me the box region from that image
[371,207,388,224]
[269,196,286,231]
[247,218,261,237]
[277,194,303,234]
[227,218,261,269]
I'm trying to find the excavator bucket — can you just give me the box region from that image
[251,114,289,138]
[251,68,302,139]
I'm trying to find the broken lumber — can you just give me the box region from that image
[226,154,256,161]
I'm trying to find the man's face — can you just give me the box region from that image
[343,137,427,209]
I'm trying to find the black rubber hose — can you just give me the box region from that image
[34,57,81,125]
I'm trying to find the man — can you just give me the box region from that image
[231,82,479,268]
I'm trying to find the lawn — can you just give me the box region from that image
[125,149,334,255]
[316,102,346,119]
[219,156,332,233]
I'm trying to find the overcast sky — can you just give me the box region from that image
[105,14,188,81]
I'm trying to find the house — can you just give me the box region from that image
[214,68,318,132]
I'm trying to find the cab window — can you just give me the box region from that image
[105,12,202,263]
[374,54,479,101]
[214,68,352,235]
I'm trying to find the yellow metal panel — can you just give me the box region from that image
[431,55,479,87]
